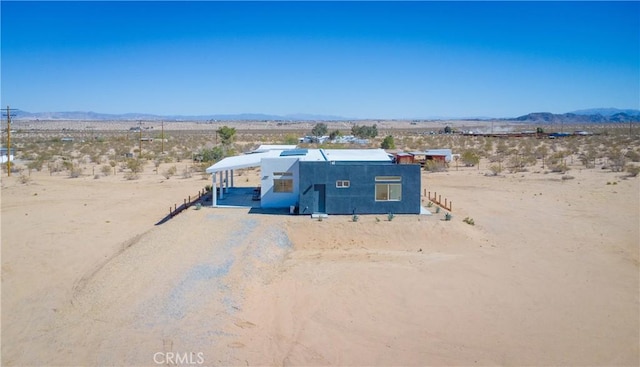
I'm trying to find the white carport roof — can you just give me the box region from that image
[205,150,284,174]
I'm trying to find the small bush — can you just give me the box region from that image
[101,165,112,176]
[68,166,82,178]
[18,174,31,184]
[463,216,475,225]
[124,171,139,180]
[550,162,569,174]
[126,158,144,174]
[182,166,193,179]
[625,164,640,177]
[425,160,447,172]
[352,214,359,222]
[387,212,395,221]
[488,164,502,176]
[163,165,177,179]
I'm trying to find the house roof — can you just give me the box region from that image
[206,148,392,174]
[425,149,452,156]
[206,150,284,174]
[251,144,297,153]
[322,149,391,162]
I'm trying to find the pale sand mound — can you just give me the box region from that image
[1,163,638,366]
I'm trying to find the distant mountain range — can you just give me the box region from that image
[512,108,640,123]
[8,108,640,123]
[8,110,347,122]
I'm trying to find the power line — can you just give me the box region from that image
[2,106,17,177]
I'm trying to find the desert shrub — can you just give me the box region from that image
[26,159,44,173]
[163,165,177,179]
[425,160,447,172]
[625,164,640,177]
[380,135,395,149]
[182,166,193,178]
[488,164,502,176]
[199,146,225,163]
[68,165,82,178]
[608,152,627,172]
[625,149,640,163]
[283,134,299,145]
[463,216,474,225]
[507,154,529,173]
[124,171,139,180]
[18,174,31,184]
[387,212,395,221]
[461,150,480,167]
[351,124,378,139]
[550,162,569,173]
[101,165,112,176]
[579,150,597,168]
[126,158,144,173]
[47,161,63,174]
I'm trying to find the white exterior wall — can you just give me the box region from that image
[261,157,300,208]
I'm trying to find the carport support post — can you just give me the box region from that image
[224,170,229,193]
[219,171,224,200]
[211,173,217,207]
[230,169,234,188]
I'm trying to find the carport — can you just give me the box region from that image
[205,149,289,207]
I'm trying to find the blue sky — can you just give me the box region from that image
[1,1,639,119]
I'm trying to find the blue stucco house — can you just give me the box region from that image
[206,146,422,215]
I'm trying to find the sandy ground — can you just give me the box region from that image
[1,159,638,366]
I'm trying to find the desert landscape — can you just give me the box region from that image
[1,121,639,366]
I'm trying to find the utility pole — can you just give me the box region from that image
[138,120,142,158]
[161,120,164,154]
[4,106,13,177]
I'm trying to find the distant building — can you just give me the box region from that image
[0,148,15,164]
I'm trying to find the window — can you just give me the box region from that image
[336,180,350,188]
[375,184,402,201]
[375,176,402,201]
[273,178,293,193]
